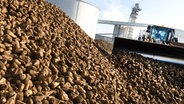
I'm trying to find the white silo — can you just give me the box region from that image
[47,0,99,39]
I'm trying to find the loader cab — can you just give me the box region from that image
[146,25,175,44]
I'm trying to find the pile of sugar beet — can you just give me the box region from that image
[0,0,183,103]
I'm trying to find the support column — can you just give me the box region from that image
[113,24,121,38]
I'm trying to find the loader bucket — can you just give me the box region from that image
[113,37,184,60]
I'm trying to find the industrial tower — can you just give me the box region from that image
[128,3,141,39]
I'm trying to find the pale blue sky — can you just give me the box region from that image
[46,0,184,38]
[85,0,184,30]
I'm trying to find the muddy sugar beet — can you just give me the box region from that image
[0,0,184,104]
[95,40,184,103]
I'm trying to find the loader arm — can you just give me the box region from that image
[113,37,184,60]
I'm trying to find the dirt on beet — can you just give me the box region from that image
[0,0,183,104]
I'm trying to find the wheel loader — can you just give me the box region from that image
[113,25,184,64]
[138,25,178,44]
